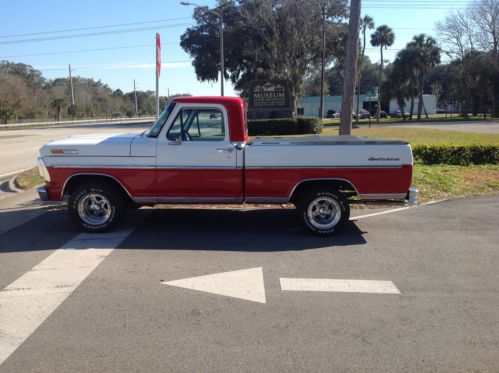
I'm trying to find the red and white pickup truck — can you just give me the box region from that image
[37,96,415,235]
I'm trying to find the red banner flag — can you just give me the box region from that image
[156,33,161,77]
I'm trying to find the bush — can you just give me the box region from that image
[248,117,322,136]
[413,144,499,165]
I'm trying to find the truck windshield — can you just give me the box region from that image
[144,102,176,137]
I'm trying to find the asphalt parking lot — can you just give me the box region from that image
[0,197,498,372]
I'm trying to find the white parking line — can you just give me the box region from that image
[280,278,401,294]
[0,229,134,366]
[351,206,412,220]
[0,168,33,180]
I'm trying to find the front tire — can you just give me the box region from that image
[298,188,349,236]
[69,182,125,232]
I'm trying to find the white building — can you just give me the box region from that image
[298,95,437,117]
[389,95,437,115]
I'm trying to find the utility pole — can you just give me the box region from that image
[319,2,326,120]
[219,7,224,96]
[68,64,75,106]
[339,0,361,135]
[133,79,139,117]
[68,64,76,120]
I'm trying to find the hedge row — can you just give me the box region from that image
[248,117,323,136]
[413,144,499,165]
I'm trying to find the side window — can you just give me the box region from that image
[167,109,193,141]
[167,108,225,142]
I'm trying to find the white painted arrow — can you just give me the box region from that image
[162,267,266,303]
[280,278,400,294]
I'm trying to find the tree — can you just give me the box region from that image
[180,0,349,113]
[436,0,498,117]
[406,34,441,119]
[370,25,395,121]
[339,0,361,135]
[356,15,375,121]
[326,56,378,96]
[0,101,15,124]
[436,10,476,60]
[385,50,415,120]
[67,104,78,120]
[51,97,66,121]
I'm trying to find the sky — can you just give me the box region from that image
[0,0,469,97]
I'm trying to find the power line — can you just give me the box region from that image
[0,23,193,46]
[36,61,191,72]
[0,17,192,39]
[0,43,178,59]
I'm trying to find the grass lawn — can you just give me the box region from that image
[322,113,490,126]
[413,164,499,203]
[320,126,499,146]
[15,168,44,190]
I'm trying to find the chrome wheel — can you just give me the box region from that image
[306,195,341,230]
[77,192,112,226]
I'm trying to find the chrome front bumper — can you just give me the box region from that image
[37,186,48,201]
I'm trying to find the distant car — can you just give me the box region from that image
[391,110,410,118]
[326,110,336,118]
[326,110,341,118]
[353,109,370,119]
[379,110,388,118]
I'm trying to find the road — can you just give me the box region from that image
[0,197,498,372]
[382,119,499,134]
[0,122,151,179]
[2,119,499,180]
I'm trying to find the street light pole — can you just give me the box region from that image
[181,1,225,96]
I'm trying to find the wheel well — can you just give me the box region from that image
[63,174,133,204]
[289,179,358,204]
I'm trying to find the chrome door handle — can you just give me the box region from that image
[217,145,234,153]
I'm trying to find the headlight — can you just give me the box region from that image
[37,157,51,182]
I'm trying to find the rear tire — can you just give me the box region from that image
[297,188,349,236]
[68,181,126,232]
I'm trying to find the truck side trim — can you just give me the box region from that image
[359,193,407,200]
[53,165,156,169]
[245,165,403,169]
[61,173,134,200]
[133,197,243,204]
[245,197,289,203]
[288,178,360,200]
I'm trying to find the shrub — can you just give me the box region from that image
[248,117,322,136]
[413,144,499,165]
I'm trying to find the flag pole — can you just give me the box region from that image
[156,33,161,119]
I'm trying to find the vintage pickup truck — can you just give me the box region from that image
[37,96,415,235]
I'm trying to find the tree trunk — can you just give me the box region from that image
[339,0,361,136]
[417,77,423,120]
[377,45,383,123]
[409,84,415,121]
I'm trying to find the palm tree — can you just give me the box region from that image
[356,15,375,122]
[51,97,66,121]
[407,34,441,119]
[370,25,395,121]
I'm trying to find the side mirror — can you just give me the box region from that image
[168,136,182,145]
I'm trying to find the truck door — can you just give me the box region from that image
[155,104,244,202]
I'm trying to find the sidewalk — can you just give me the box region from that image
[0,188,61,236]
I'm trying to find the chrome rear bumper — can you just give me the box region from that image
[407,187,419,206]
